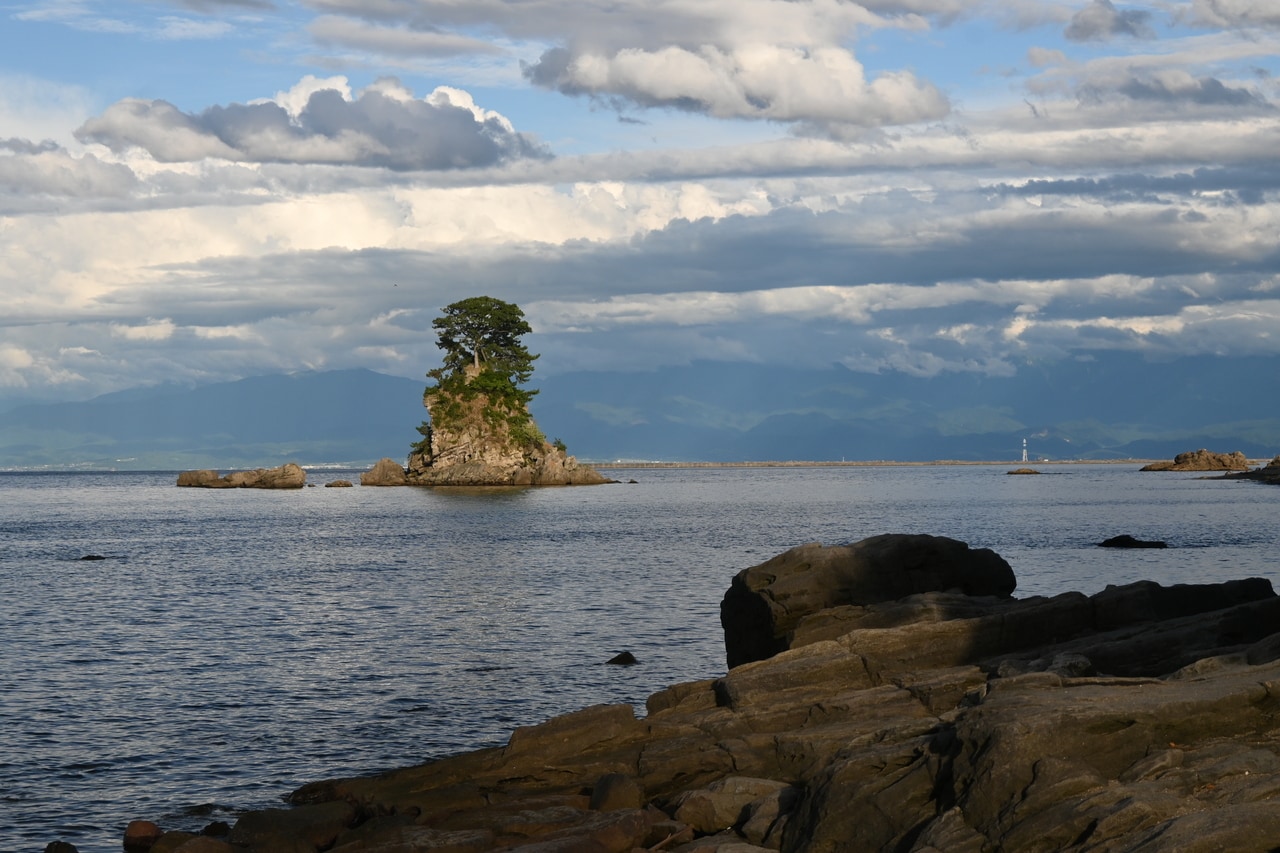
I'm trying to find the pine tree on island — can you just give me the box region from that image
[382,295,610,486]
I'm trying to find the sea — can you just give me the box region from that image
[1,463,1277,852]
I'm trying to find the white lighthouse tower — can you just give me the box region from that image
[1022,438,1028,463]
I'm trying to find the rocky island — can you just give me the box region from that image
[361,296,610,487]
[114,533,1280,852]
[1139,448,1250,471]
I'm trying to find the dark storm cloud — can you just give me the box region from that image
[75,86,549,170]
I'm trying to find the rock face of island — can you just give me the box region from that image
[176,463,306,489]
[126,533,1280,852]
[362,365,611,486]
[1140,448,1250,471]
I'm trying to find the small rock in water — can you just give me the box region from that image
[78,554,107,561]
[44,843,79,853]
[607,651,638,665]
[1099,534,1168,549]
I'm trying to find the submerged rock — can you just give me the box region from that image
[1099,534,1168,548]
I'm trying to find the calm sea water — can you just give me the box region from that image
[1,464,1277,851]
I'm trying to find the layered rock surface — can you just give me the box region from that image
[124,534,1280,852]
[1140,449,1250,471]
[176,463,306,489]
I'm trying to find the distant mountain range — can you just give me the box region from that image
[0,354,1276,470]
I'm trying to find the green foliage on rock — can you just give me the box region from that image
[415,296,542,455]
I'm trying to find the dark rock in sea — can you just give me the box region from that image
[1140,448,1250,471]
[176,463,306,489]
[324,479,354,488]
[131,534,1280,852]
[78,554,106,561]
[1006,467,1041,474]
[607,651,638,665]
[44,842,78,853]
[1099,534,1168,548]
[720,533,1016,668]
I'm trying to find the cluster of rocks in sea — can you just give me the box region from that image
[176,463,307,489]
[86,532,1280,853]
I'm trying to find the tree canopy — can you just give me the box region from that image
[429,295,538,387]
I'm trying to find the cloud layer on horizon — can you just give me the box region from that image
[0,0,1278,408]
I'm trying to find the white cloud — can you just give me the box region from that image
[74,79,549,169]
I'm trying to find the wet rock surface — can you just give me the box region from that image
[118,534,1280,852]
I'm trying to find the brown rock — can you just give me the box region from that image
[228,800,356,849]
[325,479,354,488]
[176,463,306,489]
[123,820,164,851]
[360,458,408,486]
[1140,449,1250,471]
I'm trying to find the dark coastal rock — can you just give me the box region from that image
[1099,534,1167,548]
[1221,454,1280,485]
[176,463,306,489]
[720,534,1016,668]
[1140,448,1250,471]
[136,535,1280,852]
[44,843,78,853]
[607,651,638,665]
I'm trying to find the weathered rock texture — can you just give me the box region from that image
[359,458,408,486]
[1222,454,1280,486]
[720,534,1017,668]
[365,370,611,486]
[176,463,306,489]
[1140,449,1250,471]
[125,534,1280,852]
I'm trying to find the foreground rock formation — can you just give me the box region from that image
[176,463,306,489]
[117,534,1280,852]
[1139,448,1250,471]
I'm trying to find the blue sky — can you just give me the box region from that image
[1,0,1279,406]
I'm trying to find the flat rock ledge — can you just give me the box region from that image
[176,463,306,489]
[1221,454,1280,486]
[119,533,1280,853]
[1140,448,1250,471]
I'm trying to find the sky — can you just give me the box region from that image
[1,0,1279,407]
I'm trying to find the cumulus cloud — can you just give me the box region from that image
[1065,0,1155,41]
[74,78,549,169]
[307,0,950,132]
[523,43,949,131]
